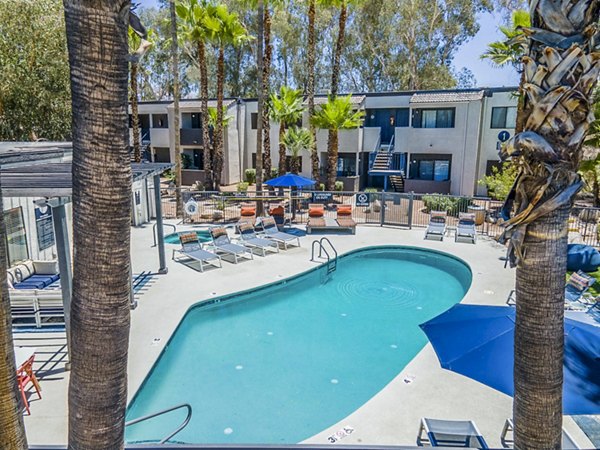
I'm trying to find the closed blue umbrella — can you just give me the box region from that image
[264,173,316,187]
[420,304,600,415]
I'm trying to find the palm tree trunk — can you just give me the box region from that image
[500,1,600,448]
[307,0,318,182]
[170,0,183,218]
[515,70,526,134]
[594,174,600,207]
[213,46,225,190]
[198,41,212,190]
[291,154,300,174]
[278,122,286,175]
[326,130,338,190]
[261,5,272,180]
[63,1,132,448]
[255,0,264,213]
[130,62,141,163]
[326,0,347,190]
[0,184,27,449]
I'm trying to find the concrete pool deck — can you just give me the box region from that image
[16,221,594,448]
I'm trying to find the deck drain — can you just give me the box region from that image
[211,292,217,296]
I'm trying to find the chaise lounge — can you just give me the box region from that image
[306,204,356,234]
[455,212,477,243]
[209,227,254,263]
[425,211,447,241]
[172,232,222,272]
[417,418,489,448]
[260,217,301,249]
[238,223,279,256]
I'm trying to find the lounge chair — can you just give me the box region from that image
[238,222,279,256]
[269,205,290,229]
[307,204,356,234]
[425,211,447,241]
[172,232,222,272]
[260,217,300,249]
[455,212,476,243]
[336,204,357,234]
[209,227,254,263]
[506,270,597,309]
[417,418,489,448]
[501,418,581,449]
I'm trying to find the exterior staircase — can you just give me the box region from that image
[389,174,405,192]
[371,150,393,171]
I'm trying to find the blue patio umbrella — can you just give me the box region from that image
[419,304,600,415]
[264,173,316,187]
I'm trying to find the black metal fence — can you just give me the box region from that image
[160,190,600,245]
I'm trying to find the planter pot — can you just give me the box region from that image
[468,205,485,226]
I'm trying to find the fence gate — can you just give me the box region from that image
[381,193,412,227]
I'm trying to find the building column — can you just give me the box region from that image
[153,174,168,274]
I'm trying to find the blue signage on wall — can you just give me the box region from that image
[355,192,370,207]
[498,130,510,142]
[312,192,333,203]
[35,206,55,251]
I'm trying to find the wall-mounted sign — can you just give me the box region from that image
[497,130,510,142]
[35,206,55,251]
[355,192,370,207]
[312,192,333,203]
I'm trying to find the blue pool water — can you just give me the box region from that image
[125,246,471,445]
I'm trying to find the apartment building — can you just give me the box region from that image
[130,87,517,196]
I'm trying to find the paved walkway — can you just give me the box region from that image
[16,222,593,447]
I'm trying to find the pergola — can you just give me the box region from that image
[0,161,173,361]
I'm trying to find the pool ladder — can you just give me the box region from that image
[125,403,192,444]
[311,237,338,274]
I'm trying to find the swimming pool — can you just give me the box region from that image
[163,230,211,244]
[125,246,471,445]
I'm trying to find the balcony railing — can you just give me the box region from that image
[180,128,203,146]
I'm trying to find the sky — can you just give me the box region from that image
[137,0,520,89]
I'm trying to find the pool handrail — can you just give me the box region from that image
[152,223,177,247]
[125,403,192,444]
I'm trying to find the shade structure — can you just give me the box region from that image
[420,304,600,415]
[264,173,316,188]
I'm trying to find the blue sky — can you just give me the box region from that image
[137,0,519,89]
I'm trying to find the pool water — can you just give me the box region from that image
[125,247,471,445]
[164,230,211,244]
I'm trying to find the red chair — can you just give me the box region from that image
[17,355,42,415]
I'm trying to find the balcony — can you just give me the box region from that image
[180,128,203,146]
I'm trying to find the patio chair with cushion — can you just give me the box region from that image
[209,227,254,263]
[455,212,476,244]
[336,204,357,234]
[425,211,447,241]
[238,205,256,227]
[238,223,279,256]
[417,418,489,448]
[260,217,301,250]
[172,232,222,272]
[269,205,290,229]
[501,418,581,449]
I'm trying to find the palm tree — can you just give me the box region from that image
[306,0,319,181]
[208,106,234,128]
[0,194,27,447]
[256,0,265,210]
[498,1,600,448]
[170,0,184,217]
[63,1,135,447]
[128,27,153,163]
[311,95,364,190]
[269,86,304,175]
[176,0,213,189]
[481,10,530,133]
[282,126,313,174]
[205,5,251,189]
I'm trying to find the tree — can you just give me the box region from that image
[306,0,319,181]
[0,0,71,141]
[269,86,304,175]
[311,95,364,189]
[63,0,136,447]
[282,126,313,174]
[208,106,234,128]
[256,0,265,208]
[478,161,518,201]
[205,5,251,189]
[176,0,214,189]
[497,1,600,448]
[129,26,154,163]
[170,0,184,217]
[481,9,530,133]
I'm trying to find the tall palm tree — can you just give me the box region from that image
[170,0,183,217]
[176,0,213,189]
[282,126,313,174]
[208,106,234,129]
[269,86,304,175]
[0,193,27,448]
[128,27,153,163]
[311,95,363,189]
[63,1,135,447]
[498,1,600,448]
[481,9,530,133]
[205,5,251,189]
[306,0,319,181]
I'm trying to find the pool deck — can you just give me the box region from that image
[17,221,594,448]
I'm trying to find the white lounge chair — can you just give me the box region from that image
[209,227,254,263]
[172,232,222,272]
[455,212,477,243]
[425,211,447,241]
[417,418,489,448]
[238,223,279,256]
[259,217,301,250]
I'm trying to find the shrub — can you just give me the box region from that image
[364,187,378,193]
[162,169,176,182]
[334,181,344,191]
[478,161,517,201]
[192,181,205,192]
[422,194,472,216]
[237,182,249,193]
[271,168,279,179]
[245,168,256,184]
[318,183,325,191]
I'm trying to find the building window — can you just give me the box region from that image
[491,106,517,129]
[409,154,451,181]
[152,114,168,128]
[182,113,201,129]
[4,207,29,266]
[337,153,356,177]
[251,113,258,130]
[412,108,455,128]
[182,148,204,170]
[365,108,409,128]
